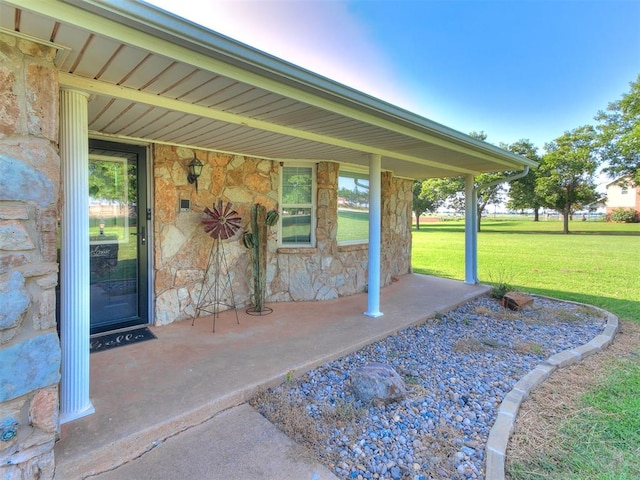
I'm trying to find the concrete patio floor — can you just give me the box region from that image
[54,274,490,479]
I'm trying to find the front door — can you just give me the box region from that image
[88,140,148,334]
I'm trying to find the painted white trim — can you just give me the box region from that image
[278,163,317,248]
[145,145,155,327]
[338,164,370,175]
[88,133,149,147]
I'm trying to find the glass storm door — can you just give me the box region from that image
[88,140,148,334]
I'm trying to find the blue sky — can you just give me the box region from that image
[147,0,639,152]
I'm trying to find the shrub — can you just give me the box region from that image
[486,267,514,299]
[490,281,511,299]
[609,207,639,223]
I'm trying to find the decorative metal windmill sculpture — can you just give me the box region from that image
[193,200,241,332]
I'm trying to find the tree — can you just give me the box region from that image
[412,181,431,230]
[596,75,640,185]
[416,132,510,232]
[282,172,312,204]
[536,126,601,234]
[413,179,449,229]
[417,173,507,232]
[474,172,509,231]
[467,132,509,231]
[89,159,138,209]
[502,139,543,220]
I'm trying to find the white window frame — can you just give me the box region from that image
[279,163,316,247]
[337,166,369,246]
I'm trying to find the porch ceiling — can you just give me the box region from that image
[2,0,537,179]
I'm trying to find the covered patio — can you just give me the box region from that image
[54,274,490,479]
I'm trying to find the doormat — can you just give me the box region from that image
[90,327,157,353]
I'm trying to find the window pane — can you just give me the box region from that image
[282,166,312,204]
[338,172,369,243]
[281,207,311,244]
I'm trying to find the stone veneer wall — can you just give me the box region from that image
[153,146,413,326]
[153,145,278,325]
[381,172,413,285]
[0,34,61,480]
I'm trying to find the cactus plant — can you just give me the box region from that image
[243,204,277,314]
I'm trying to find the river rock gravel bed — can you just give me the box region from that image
[252,295,607,480]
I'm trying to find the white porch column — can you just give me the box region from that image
[464,174,478,284]
[365,154,383,317]
[59,88,95,423]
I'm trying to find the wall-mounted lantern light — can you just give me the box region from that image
[187,158,204,191]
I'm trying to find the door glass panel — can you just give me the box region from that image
[89,152,140,333]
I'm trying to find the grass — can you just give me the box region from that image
[412,217,640,319]
[337,208,369,243]
[250,385,366,468]
[281,209,369,244]
[507,354,640,480]
[89,222,139,282]
[412,217,640,479]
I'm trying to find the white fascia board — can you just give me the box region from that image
[13,0,535,171]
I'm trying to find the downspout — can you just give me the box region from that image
[465,167,530,284]
[476,166,530,195]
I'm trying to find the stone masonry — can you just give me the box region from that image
[153,146,413,326]
[0,33,61,480]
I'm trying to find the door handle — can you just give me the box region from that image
[133,226,146,245]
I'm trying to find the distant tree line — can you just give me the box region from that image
[413,75,640,234]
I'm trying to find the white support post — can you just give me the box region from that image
[59,88,95,423]
[464,174,478,284]
[365,153,383,317]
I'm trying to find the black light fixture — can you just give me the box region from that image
[187,158,204,191]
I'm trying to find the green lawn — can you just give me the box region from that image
[89,223,139,282]
[412,218,640,320]
[337,209,369,243]
[411,218,640,479]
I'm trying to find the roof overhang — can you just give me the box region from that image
[1,0,538,179]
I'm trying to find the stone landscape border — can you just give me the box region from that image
[484,298,620,480]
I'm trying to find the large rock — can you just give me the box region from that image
[351,363,408,404]
[501,292,534,311]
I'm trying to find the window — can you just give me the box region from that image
[337,169,369,244]
[280,164,316,246]
[621,187,629,195]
